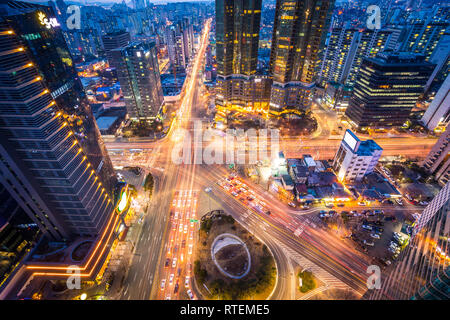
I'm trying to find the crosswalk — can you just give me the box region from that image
[279,244,350,290]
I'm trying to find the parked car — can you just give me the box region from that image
[363,240,375,246]
[187,289,194,300]
[370,233,381,239]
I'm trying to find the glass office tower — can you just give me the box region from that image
[0,1,116,240]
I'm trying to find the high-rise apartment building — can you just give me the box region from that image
[332,130,382,182]
[0,1,117,240]
[319,27,399,89]
[111,42,165,121]
[164,25,187,69]
[371,181,450,300]
[215,0,262,110]
[318,27,358,87]
[344,29,396,88]
[269,0,334,112]
[101,31,131,63]
[345,52,435,128]
[421,124,450,186]
[401,15,448,61]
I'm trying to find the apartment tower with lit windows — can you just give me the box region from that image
[215,0,264,113]
[268,0,334,113]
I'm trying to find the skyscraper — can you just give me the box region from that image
[269,0,334,112]
[164,25,187,69]
[0,1,117,240]
[421,124,450,186]
[401,12,448,61]
[372,181,450,300]
[111,42,165,121]
[421,74,450,131]
[345,52,435,128]
[215,0,262,110]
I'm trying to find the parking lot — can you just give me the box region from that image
[318,209,413,267]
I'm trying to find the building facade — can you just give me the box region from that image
[111,42,165,121]
[345,52,435,128]
[421,74,450,131]
[215,0,263,110]
[101,30,131,63]
[421,124,450,186]
[371,181,450,300]
[0,1,117,240]
[269,0,334,112]
[332,130,382,182]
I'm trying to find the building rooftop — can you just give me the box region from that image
[96,116,119,130]
[356,139,383,156]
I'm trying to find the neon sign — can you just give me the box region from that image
[38,12,60,29]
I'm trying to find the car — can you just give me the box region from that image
[184,224,188,233]
[393,232,403,239]
[190,231,194,240]
[172,258,177,268]
[370,233,381,239]
[325,203,334,208]
[160,279,166,290]
[185,276,190,288]
[395,198,404,206]
[319,210,327,214]
[182,240,186,248]
[329,210,337,215]
[187,289,194,300]
[188,244,193,255]
[165,295,171,300]
[358,201,367,206]
[301,205,310,209]
[288,202,296,208]
[179,224,183,232]
[174,283,179,294]
[350,210,358,215]
[165,258,170,268]
[362,224,373,231]
[336,203,345,207]
[169,274,174,285]
[419,201,429,206]
[231,191,238,197]
[177,268,182,276]
[363,240,375,246]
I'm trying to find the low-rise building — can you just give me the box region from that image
[333,130,383,182]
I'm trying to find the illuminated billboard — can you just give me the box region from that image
[343,130,358,151]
